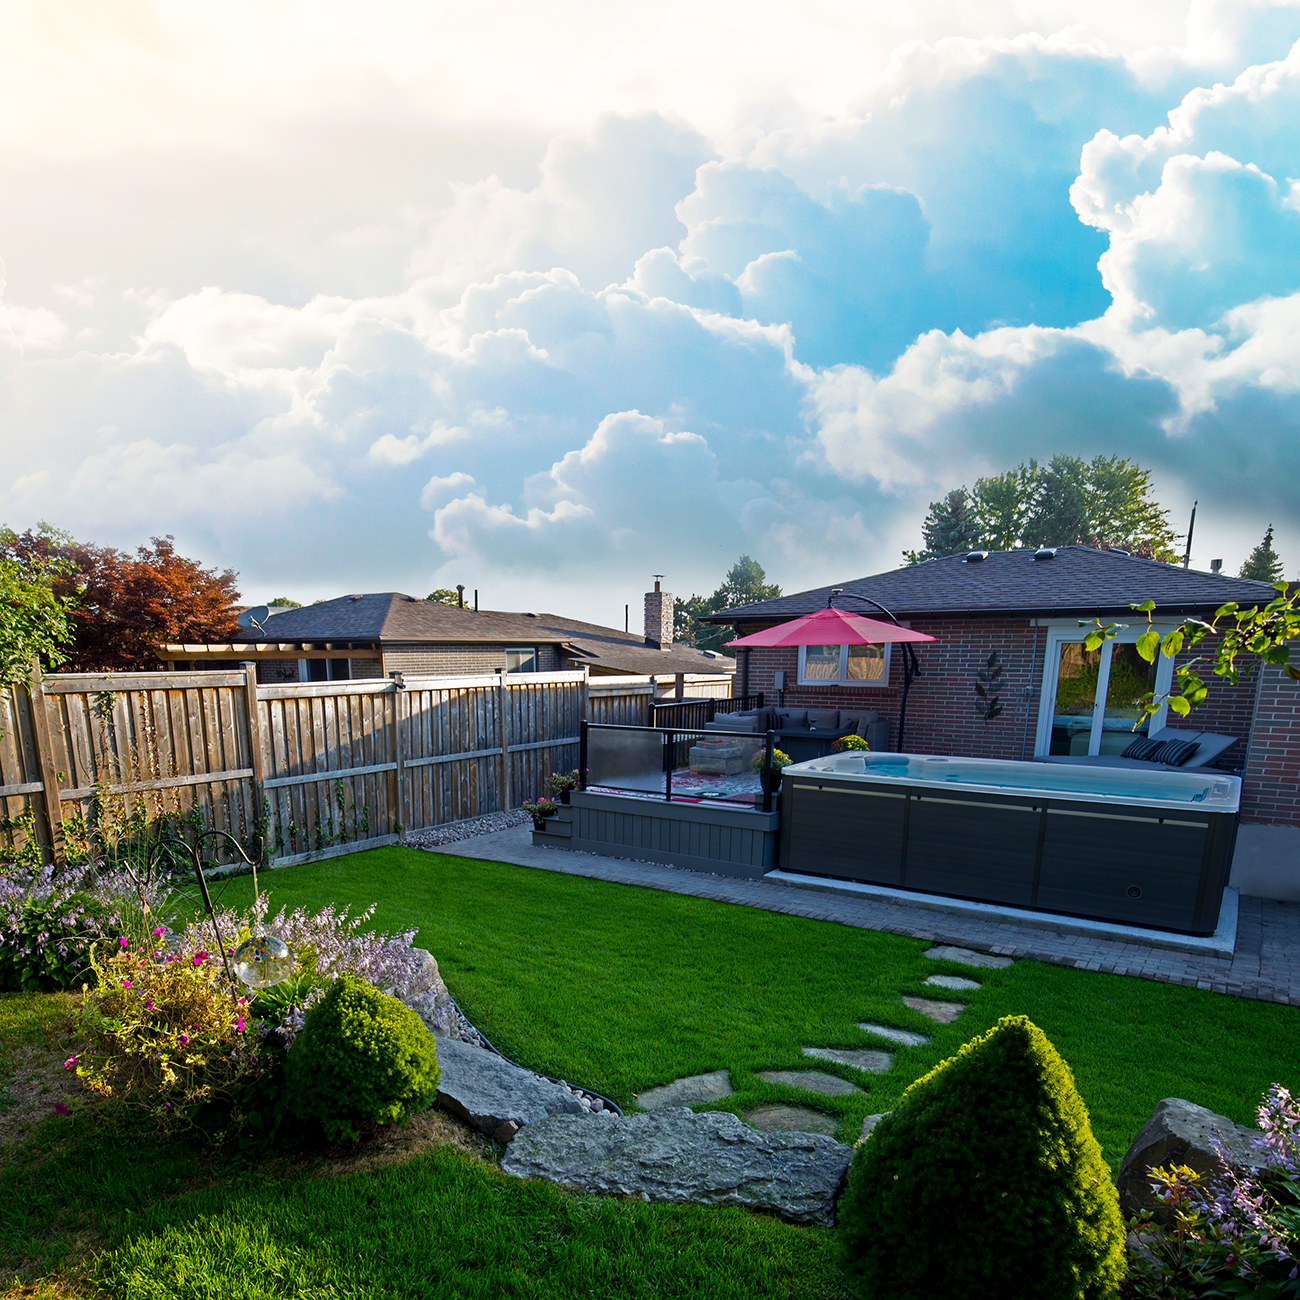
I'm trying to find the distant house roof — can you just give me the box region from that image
[220,593,733,676]
[700,547,1279,625]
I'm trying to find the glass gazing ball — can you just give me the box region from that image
[233,933,294,989]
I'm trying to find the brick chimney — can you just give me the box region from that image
[644,576,673,649]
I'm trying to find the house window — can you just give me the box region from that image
[796,643,890,687]
[302,659,352,682]
[505,647,538,673]
[1033,624,1174,757]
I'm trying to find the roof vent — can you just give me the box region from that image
[964,550,988,563]
[348,594,363,602]
[1107,547,1130,556]
[524,611,538,618]
[1034,547,1057,561]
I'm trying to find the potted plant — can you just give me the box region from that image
[829,734,871,754]
[523,797,559,831]
[546,769,580,805]
[752,747,793,797]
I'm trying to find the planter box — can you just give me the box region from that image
[533,790,780,879]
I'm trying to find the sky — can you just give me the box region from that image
[1,0,1299,623]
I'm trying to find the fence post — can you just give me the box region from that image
[497,671,511,811]
[580,664,590,724]
[241,662,268,848]
[26,660,65,867]
[674,672,684,701]
[389,672,410,837]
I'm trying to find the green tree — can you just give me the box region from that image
[267,596,303,608]
[1240,525,1284,583]
[674,555,782,656]
[903,488,982,564]
[427,589,461,605]
[0,526,75,688]
[906,455,1177,561]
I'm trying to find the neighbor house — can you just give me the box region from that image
[164,581,734,689]
[700,546,1298,846]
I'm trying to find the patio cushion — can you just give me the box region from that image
[1121,736,1163,760]
[776,709,808,729]
[1147,728,1238,767]
[1149,738,1201,767]
[806,709,840,731]
[840,711,879,736]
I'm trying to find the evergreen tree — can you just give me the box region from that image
[674,555,781,656]
[903,488,982,563]
[1240,525,1285,583]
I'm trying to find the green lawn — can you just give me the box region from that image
[3,844,1299,1297]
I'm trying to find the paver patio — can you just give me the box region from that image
[444,825,1300,1005]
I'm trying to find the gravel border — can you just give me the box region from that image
[405,809,531,849]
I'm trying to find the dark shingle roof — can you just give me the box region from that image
[700,547,1279,624]
[233,594,733,676]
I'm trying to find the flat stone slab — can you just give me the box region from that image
[925,945,1013,970]
[745,1105,839,1137]
[902,996,965,1024]
[858,1022,930,1047]
[802,1046,892,1074]
[502,1106,851,1226]
[434,1037,584,1139]
[635,1069,733,1109]
[860,1112,890,1141]
[755,1069,864,1097]
[925,973,981,992]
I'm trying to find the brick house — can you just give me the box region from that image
[164,584,734,687]
[700,546,1295,849]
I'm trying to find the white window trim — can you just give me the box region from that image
[1032,622,1175,757]
[796,642,892,688]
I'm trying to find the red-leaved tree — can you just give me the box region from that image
[0,528,241,671]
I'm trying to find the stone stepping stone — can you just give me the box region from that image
[858,1022,930,1048]
[859,1112,890,1141]
[802,1046,892,1074]
[502,1107,851,1226]
[902,996,965,1024]
[755,1070,864,1097]
[925,973,981,992]
[634,1069,733,1110]
[745,1104,839,1137]
[925,945,1013,970]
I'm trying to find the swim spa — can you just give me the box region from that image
[778,753,1241,935]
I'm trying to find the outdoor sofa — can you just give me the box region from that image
[1037,726,1239,771]
[704,706,890,761]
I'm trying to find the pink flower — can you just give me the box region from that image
[63,1054,77,1070]
[118,936,128,947]
[52,1102,69,1116]
[120,979,133,988]
[144,999,154,1011]
[152,927,164,937]
[192,951,208,967]
[235,1016,245,1033]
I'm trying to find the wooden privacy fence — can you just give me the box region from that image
[0,666,731,868]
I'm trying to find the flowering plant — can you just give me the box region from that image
[751,748,793,773]
[546,770,579,795]
[830,734,871,754]
[74,940,264,1131]
[523,798,559,828]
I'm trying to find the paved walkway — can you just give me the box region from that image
[442,827,1300,1007]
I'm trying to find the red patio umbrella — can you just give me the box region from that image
[724,595,937,751]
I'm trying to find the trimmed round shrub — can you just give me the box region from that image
[284,973,440,1142]
[837,1014,1125,1300]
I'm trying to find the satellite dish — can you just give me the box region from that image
[237,606,271,632]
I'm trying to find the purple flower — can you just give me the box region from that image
[53,1102,69,1115]
[178,1033,189,1046]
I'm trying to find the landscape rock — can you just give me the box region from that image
[803,1046,892,1073]
[925,973,981,992]
[434,1037,584,1139]
[859,1112,890,1141]
[635,1070,733,1109]
[924,945,1013,970]
[1118,1098,1271,1220]
[755,1070,863,1097]
[404,948,449,1001]
[502,1107,852,1225]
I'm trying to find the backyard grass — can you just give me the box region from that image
[3,843,1298,1297]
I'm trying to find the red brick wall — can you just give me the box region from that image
[1241,665,1300,827]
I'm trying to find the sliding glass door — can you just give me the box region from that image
[1034,625,1173,757]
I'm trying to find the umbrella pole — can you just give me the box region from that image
[829,590,922,754]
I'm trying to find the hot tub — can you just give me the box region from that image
[778,753,1241,935]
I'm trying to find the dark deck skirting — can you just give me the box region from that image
[533,790,780,879]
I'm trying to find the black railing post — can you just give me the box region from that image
[664,729,674,802]
[579,720,589,791]
[761,729,775,813]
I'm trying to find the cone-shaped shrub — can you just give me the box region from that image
[838,1014,1125,1300]
[284,973,440,1142]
